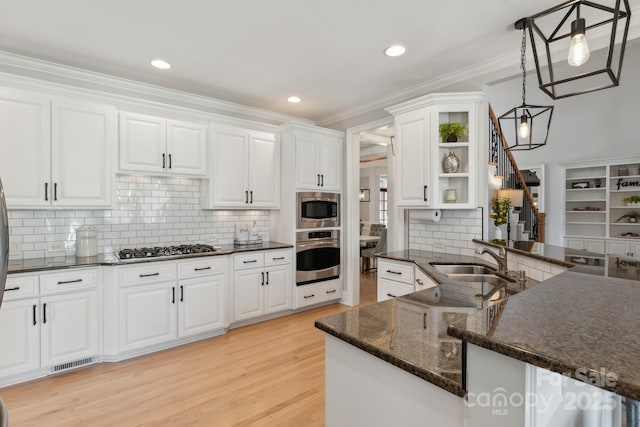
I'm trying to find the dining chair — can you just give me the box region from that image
[360,228,387,272]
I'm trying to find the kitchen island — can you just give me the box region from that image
[315,242,640,426]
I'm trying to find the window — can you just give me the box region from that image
[379,174,387,225]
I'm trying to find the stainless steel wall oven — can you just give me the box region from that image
[296,230,340,285]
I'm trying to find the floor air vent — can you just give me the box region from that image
[49,357,96,374]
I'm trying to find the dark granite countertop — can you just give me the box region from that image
[7,241,293,274]
[315,249,536,397]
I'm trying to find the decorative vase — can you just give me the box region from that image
[494,226,502,240]
[443,151,460,173]
[446,134,458,142]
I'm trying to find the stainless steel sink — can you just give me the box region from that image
[445,274,513,285]
[430,263,497,276]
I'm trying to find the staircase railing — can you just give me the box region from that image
[488,104,546,243]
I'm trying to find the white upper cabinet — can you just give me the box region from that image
[0,87,115,208]
[295,132,342,191]
[387,92,483,209]
[118,112,207,177]
[52,99,115,207]
[202,124,279,209]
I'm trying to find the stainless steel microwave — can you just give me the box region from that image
[297,192,340,229]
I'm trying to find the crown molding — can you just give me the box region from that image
[0,50,313,126]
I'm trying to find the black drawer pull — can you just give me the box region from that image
[386,270,402,275]
[423,185,428,202]
[266,271,269,285]
[162,153,166,169]
[416,279,424,285]
[33,305,37,326]
[245,190,249,204]
[5,286,20,292]
[250,190,253,204]
[57,279,82,285]
[168,153,172,169]
[386,293,397,298]
[172,287,175,304]
[45,182,48,201]
[303,294,316,299]
[321,174,324,187]
[180,285,184,302]
[43,303,47,324]
[54,183,58,201]
[140,273,160,278]
[243,260,258,264]
[326,289,337,294]
[272,257,285,261]
[261,272,265,286]
[194,267,211,271]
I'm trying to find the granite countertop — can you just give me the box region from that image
[315,249,537,397]
[7,241,293,274]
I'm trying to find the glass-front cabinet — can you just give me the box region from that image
[386,92,483,209]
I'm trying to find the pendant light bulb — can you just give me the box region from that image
[518,114,530,139]
[568,18,590,67]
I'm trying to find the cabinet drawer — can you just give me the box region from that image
[377,278,413,302]
[378,259,414,284]
[40,268,98,295]
[119,262,177,286]
[296,281,341,307]
[415,268,438,291]
[234,253,264,270]
[178,256,225,279]
[3,274,39,301]
[264,249,292,267]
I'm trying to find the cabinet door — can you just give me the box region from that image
[394,109,431,207]
[51,100,115,207]
[0,299,40,377]
[317,136,342,191]
[166,119,208,176]
[233,269,264,322]
[584,239,605,254]
[211,127,250,207]
[564,238,584,250]
[178,275,225,337]
[606,240,630,257]
[40,291,98,367]
[119,282,177,352]
[630,242,640,259]
[295,134,321,190]
[248,132,280,208]
[264,264,291,314]
[0,88,51,207]
[119,112,166,173]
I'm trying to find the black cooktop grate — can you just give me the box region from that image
[118,244,215,259]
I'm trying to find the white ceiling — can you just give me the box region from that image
[0,0,633,125]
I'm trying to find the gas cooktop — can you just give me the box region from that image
[118,244,216,260]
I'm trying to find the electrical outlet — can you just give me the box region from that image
[47,242,65,252]
[433,240,445,250]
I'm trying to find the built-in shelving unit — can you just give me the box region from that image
[564,160,640,259]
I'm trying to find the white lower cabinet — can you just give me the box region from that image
[295,280,341,308]
[377,259,439,301]
[232,249,292,322]
[606,239,640,259]
[0,268,98,385]
[178,274,225,338]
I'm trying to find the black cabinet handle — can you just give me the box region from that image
[423,185,428,202]
[266,271,269,285]
[261,272,265,286]
[303,294,315,299]
[45,183,48,201]
[5,286,20,292]
[180,285,184,302]
[386,293,397,298]
[326,289,337,294]
[245,190,249,203]
[33,304,37,326]
[416,279,424,286]
[54,183,58,201]
[386,270,402,275]
[162,153,166,169]
[423,313,427,329]
[194,266,211,271]
[250,190,253,204]
[172,287,175,304]
[243,260,258,264]
[317,174,320,186]
[272,256,285,261]
[168,154,172,169]
[321,174,324,187]
[57,279,82,285]
[139,272,160,278]
[43,303,47,324]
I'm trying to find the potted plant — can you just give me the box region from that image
[439,122,468,142]
[490,196,511,240]
[616,211,640,223]
[623,195,640,207]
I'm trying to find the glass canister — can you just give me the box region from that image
[444,188,457,203]
[76,225,98,257]
[443,151,460,173]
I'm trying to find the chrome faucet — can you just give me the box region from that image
[475,246,508,274]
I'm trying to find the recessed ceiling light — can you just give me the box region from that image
[288,96,301,103]
[150,59,171,70]
[384,45,406,57]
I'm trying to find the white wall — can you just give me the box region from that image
[487,39,640,245]
[359,159,387,224]
[8,175,270,259]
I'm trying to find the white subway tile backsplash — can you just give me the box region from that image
[409,209,483,254]
[8,175,271,259]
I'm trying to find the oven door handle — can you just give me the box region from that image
[296,241,339,251]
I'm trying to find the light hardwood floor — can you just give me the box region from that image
[0,274,378,427]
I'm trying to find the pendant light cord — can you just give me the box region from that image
[520,26,527,106]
